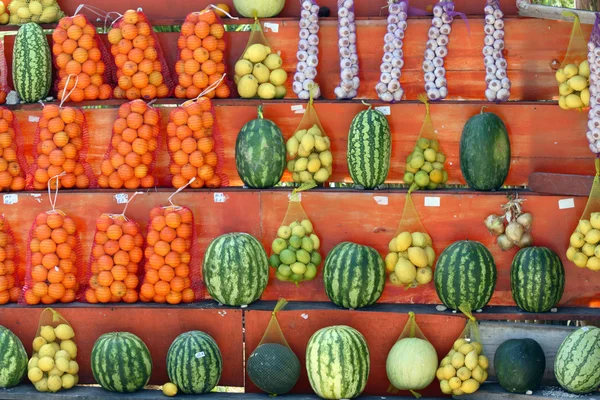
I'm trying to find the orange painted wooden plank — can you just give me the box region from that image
[0,306,244,386]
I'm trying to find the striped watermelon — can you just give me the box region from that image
[203,232,269,306]
[0,326,27,388]
[91,332,152,393]
[323,242,385,309]
[434,240,497,311]
[510,246,565,312]
[306,325,370,399]
[235,106,286,189]
[167,331,222,394]
[13,23,52,103]
[555,326,600,394]
[248,343,301,395]
[347,107,391,189]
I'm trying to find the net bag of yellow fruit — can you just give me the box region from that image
[7,0,65,24]
[556,13,590,110]
[436,306,488,396]
[270,183,322,284]
[28,308,79,393]
[285,85,332,184]
[235,18,287,99]
[387,193,435,288]
[566,158,600,271]
[404,94,448,191]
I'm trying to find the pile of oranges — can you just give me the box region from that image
[98,100,160,189]
[167,96,223,188]
[0,108,26,191]
[24,211,81,305]
[31,105,91,190]
[0,216,20,304]
[52,15,112,102]
[174,9,230,99]
[84,214,143,303]
[108,10,171,100]
[139,206,196,304]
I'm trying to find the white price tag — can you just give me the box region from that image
[424,197,440,207]
[375,106,391,115]
[213,193,227,203]
[558,198,575,209]
[114,193,129,204]
[3,194,17,205]
[290,105,304,111]
[264,22,279,32]
[28,115,40,123]
[195,351,205,358]
[373,196,388,205]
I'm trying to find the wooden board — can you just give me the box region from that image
[529,173,594,196]
[0,306,244,386]
[459,383,596,400]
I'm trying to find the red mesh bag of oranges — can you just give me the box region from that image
[21,177,85,305]
[0,215,21,304]
[52,12,113,102]
[28,96,96,191]
[97,99,161,189]
[108,9,174,100]
[174,8,231,99]
[0,108,27,191]
[167,88,228,189]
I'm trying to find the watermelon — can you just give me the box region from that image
[434,240,497,311]
[386,337,438,391]
[460,110,511,191]
[167,331,222,394]
[13,23,52,103]
[0,326,27,388]
[323,242,385,309]
[306,325,369,399]
[248,343,301,395]
[555,326,600,394]
[510,246,565,312]
[91,332,152,393]
[235,106,286,188]
[203,232,269,306]
[347,106,391,189]
[494,338,546,394]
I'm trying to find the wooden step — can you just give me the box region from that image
[458,383,597,399]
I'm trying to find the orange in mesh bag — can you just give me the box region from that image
[0,214,21,304]
[556,13,590,110]
[0,108,27,191]
[28,308,79,392]
[22,175,85,305]
[97,99,161,189]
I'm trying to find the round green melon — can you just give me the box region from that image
[386,337,438,391]
[233,0,285,18]
[511,246,565,312]
[0,326,27,388]
[167,331,222,394]
[555,326,600,394]
[91,332,152,393]
[248,343,300,395]
[203,232,269,306]
[434,240,497,311]
[495,338,546,393]
[323,241,385,309]
[306,325,369,399]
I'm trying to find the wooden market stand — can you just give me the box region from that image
[0,0,598,398]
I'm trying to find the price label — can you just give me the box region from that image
[213,193,227,203]
[114,193,129,204]
[373,196,388,205]
[375,106,391,115]
[28,115,40,123]
[3,194,17,205]
[424,197,440,207]
[558,198,575,209]
[264,22,279,32]
[290,105,304,111]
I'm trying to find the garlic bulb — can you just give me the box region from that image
[378,1,408,102]
[424,1,455,100]
[335,0,359,99]
[587,23,600,153]
[294,0,320,98]
[484,0,510,101]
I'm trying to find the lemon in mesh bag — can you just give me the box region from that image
[8,0,64,24]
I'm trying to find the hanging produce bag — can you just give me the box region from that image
[108,9,174,100]
[387,312,438,397]
[167,82,228,189]
[140,180,201,304]
[293,0,320,99]
[7,0,64,24]
[28,308,79,392]
[28,90,96,190]
[483,0,510,101]
[270,183,322,284]
[235,18,286,99]
[387,193,435,288]
[586,15,600,153]
[247,299,301,395]
[556,13,589,110]
[436,307,489,396]
[334,0,359,99]
[0,108,27,191]
[0,214,21,303]
[0,40,11,104]
[97,99,161,189]
[21,176,85,305]
[174,7,231,99]
[566,158,600,271]
[377,0,408,103]
[404,95,448,191]
[285,85,332,184]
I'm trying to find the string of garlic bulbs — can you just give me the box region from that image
[423,1,454,101]
[483,0,510,101]
[376,0,408,103]
[334,0,359,99]
[586,17,600,153]
[293,0,321,99]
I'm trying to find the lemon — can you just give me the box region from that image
[472,341,482,355]
[0,3,4,13]
[440,379,452,394]
[457,366,471,381]
[234,59,253,76]
[32,337,47,352]
[61,373,76,389]
[243,43,269,63]
[38,356,54,372]
[163,382,178,397]
[17,7,31,19]
[440,356,452,367]
[34,377,49,392]
[0,13,8,24]
[443,364,456,380]
[310,234,320,250]
[452,352,465,369]
[581,88,590,106]
[430,169,443,184]
[277,225,291,239]
[275,85,287,99]
[411,232,426,248]
[416,266,432,284]
[270,69,287,86]
[574,252,588,267]
[566,246,577,261]
[558,96,569,110]
[449,377,462,390]
[555,68,567,83]
[458,343,475,355]
[409,155,425,169]
[300,220,313,234]
[48,366,63,377]
[28,367,43,383]
[592,213,600,229]
[586,256,600,271]
[301,133,315,152]
[385,252,399,272]
[422,161,434,173]
[436,367,446,381]
[567,75,588,91]
[290,262,306,275]
[313,168,329,183]
[563,63,579,78]
[252,63,270,83]
[67,360,79,375]
[579,60,590,78]
[263,53,283,70]
[559,82,573,96]
[60,340,77,359]
[465,350,479,370]
[40,326,56,342]
[461,379,480,394]
[424,148,437,162]
[39,343,56,359]
[307,158,321,173]
[566,93,584,109]
[408,247,428,268]
[424,246,436,266]
[471,365,486,383]
[396,232,412,252]
[394,258,416,284]
[257,83,276,99]
[318,150,332,167]
[414,170,430,187]
[570,232,585,248]
[417,138,430,149]
[237,75,259,98]
[55,357,69,373]
[314,136,327,152]
[478,355,489,369]
[404,172,414,184]
[454,338,467,350]
[291,225,306,238]
[29,356,39,370]
[585,229,600,244]
[29,1,42,15]
[436,153,446,163]
[583,243,596,257]
[578,219,593,234]
[47,375,62,392]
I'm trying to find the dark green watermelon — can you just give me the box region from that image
[247,343,301,395]
[495,338,546,394]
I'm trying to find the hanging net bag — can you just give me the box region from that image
[556,13,589,110]
[0,107,27,191]
[0,214,21,303]
[8,0,65,24]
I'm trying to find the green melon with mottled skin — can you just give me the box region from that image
[555,326,600,394]
[203,232,269,306]
[13,23,52,103]
[0,326,27,388]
